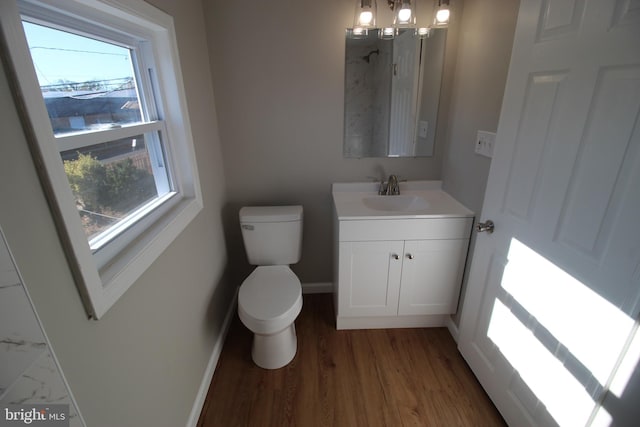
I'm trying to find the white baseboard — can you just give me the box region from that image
[301,282,333,294]
[337,314,448,330]
[446,315,459,343]
[185,288,238,427]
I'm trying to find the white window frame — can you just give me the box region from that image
[0,0,203,319]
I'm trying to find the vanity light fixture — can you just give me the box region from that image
[349,0,448,39]
[392,0,416,28]
[353,0,377,35]
[379,27,396,39]
[433,0,450,27]
[346,27,369,39]
[416,27,430,38]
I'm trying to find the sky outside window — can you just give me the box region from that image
[22,21,144,134]
[22,21,134,88]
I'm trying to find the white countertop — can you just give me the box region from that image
[332,180,474,220]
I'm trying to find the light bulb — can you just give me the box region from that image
[435,8,450,23]
[398,8,412,23]
[359,10,373,25]
[353,0,377,29]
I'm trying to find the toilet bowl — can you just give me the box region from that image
[238,266,302,369]
[237,205,303,369]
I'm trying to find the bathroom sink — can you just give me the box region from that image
[332,180,475,219]
[363,195,430,212]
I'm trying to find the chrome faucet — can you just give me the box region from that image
[377,174,401,195]
[386,174,400,195]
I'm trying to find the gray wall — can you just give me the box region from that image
[440,0,519,324]
[0,0,519,423]
[0,0,232,425]
[442,0,519,214]
[203,0,461,285]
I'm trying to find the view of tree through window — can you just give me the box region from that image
[22,21,166,242]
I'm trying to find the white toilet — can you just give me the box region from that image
[238,205,303,369]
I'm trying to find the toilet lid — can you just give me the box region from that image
[239,266,302,323]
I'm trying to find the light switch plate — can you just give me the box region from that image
[418,121,429,138]
[475,130,496,158]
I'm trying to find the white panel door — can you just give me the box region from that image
[458,0,640,426]
[398,239,468,315]
[338,240,404,317]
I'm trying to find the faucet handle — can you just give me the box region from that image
[378,181,388,195]
[367,176,388,195]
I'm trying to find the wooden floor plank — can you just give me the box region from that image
[198,294,505,427]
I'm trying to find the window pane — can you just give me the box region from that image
[22,21,143,135]
[61,135,162,240]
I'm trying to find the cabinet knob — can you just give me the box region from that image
[392,254,399,260]
[406,254,414,260]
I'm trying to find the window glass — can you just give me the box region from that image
[60,135,159,240]
[22,21,143,134]
[22,20,173,246]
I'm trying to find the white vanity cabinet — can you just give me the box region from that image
[397,239,469,316]
[338,240,405,317]
[339,239,470,318]
[332,181,474,330]
[335,217,473,329]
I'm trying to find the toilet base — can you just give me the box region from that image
[251,323,297,369]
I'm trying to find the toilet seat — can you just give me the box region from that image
[238,266,302,335]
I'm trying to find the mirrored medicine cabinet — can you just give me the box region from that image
[344,28,447,158]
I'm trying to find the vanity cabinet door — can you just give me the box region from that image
[398,239,468,316]
[338,240,404,317]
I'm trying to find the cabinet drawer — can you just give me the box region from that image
[338,217,473,241]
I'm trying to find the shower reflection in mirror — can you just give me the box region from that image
[344,28,446,158]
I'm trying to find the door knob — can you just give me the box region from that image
[392,254,399,260]
[406,254,414,259]
[476,220,495,234]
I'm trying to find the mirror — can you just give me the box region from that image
[344,28,447,158]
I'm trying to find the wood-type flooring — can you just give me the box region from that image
[198,293,505,427]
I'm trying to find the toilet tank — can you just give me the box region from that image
[239,205,303,266]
